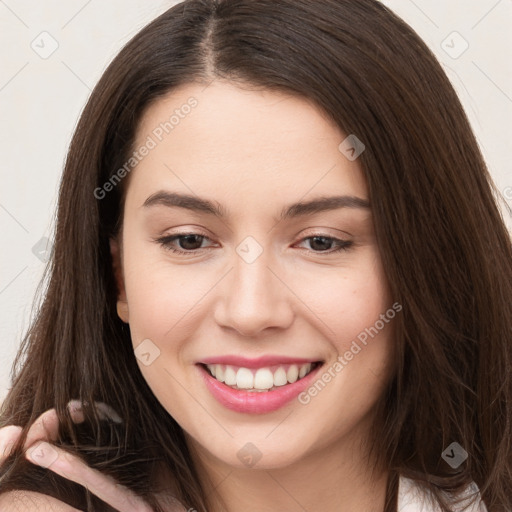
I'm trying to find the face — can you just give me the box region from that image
[111,81,396,472]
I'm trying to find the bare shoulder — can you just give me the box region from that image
[0,491,82,512]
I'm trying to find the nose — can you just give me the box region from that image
[213,245,294,337]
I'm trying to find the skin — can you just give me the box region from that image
[0,81,397,511]
[113,81,396,511]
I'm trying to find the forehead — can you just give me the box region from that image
[127,80,368,208]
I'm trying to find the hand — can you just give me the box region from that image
[0,400,153,512]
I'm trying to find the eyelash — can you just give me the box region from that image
[154,232,354,255]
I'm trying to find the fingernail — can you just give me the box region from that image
[67,399,82,412]
[67,399,85,423]
[26,441,59,468]
[96,402,123,423]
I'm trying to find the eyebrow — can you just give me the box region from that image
[142,191,371,221]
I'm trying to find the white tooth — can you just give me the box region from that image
[236,367,254,389]
[287,364,299,383]
[215,364,225,382]
[299,363,311,379]
[207,364,216,377]
[273,367,288,386]
[254,368,274,390]
[224,365,237,385]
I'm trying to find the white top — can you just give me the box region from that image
[398,476,488,511]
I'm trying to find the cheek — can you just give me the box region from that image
[291,251,395,404]
[121,237,207,344]
[334,274,391,353]
[295,259,395,429]
[291,252,391,351]
[121,254,206,415]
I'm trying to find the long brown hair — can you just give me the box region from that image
[1,1,511,510]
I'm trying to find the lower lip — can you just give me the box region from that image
[198,363,323,414]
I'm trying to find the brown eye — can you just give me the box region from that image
[309,236,335,251]
[174,234,206,251]
[297,235,353,254]
[156,233,213,254]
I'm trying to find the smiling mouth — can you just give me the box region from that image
[200,361,323,392]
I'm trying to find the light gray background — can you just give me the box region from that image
[1,0,511,404]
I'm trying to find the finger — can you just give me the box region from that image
[67,400,123,424]
[23,409,62,451]
[25,441,152,512]
[24,401,123,452]
[0,425,23,464]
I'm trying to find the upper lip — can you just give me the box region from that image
[198,355,322,369]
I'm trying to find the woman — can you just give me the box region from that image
[0,0,510,510]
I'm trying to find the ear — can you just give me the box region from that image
[110,236,129,323]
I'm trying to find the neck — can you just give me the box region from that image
[188,434,389,512]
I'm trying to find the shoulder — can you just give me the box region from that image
[0,491,82,512]
[398,476,488,512]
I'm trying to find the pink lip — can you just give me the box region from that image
[197,361,323,414]
[199,355,318,369]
